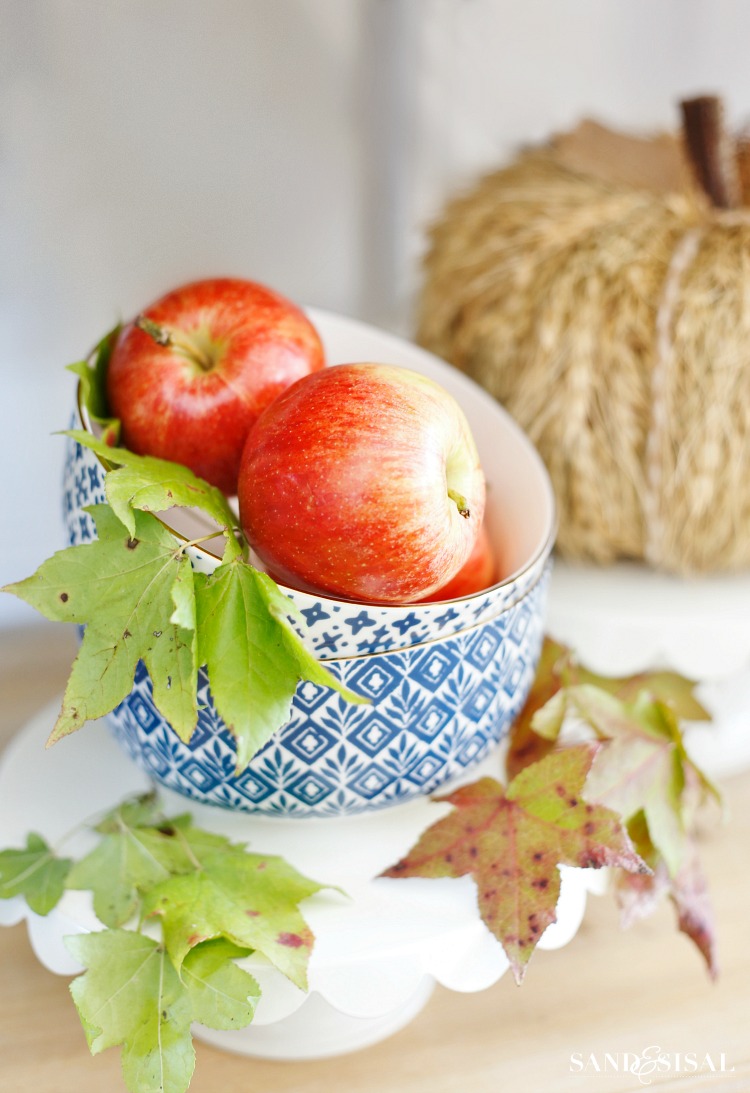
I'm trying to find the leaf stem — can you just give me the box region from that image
[173,826,203,873]
[176,532,233,554]
[174,528,248,565]
[52,817,95,856]
[54,794,161,857]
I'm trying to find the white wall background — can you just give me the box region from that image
[3,0,750,628]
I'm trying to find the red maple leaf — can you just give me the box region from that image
[381,744,647,982]
[615,811,718,979]
[506,638,710,780]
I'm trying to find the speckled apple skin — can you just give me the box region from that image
[420,524,496,602]
[238,363,486,603]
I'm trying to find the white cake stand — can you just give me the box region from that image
[548,560,750,779]
[0,702,599,1061]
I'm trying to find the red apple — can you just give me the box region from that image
[238,363,486,604]
[419,523,497,601]
[106,277,324,494]
[264,522,497,601]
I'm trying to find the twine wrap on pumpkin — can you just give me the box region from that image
[418,149,750,574]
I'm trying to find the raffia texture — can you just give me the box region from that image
[417,151,750,574]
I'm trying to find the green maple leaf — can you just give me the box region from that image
[66,429,241,560]
[143,847,325,990]
[182,939,260,1030]
[381,745,647,983]
[6,375,369,764]
[67,798,233,927]
[5,461,363,768]
[66,930,195,1093]
[65,837,164,929]
[3,505,198,745]
[67,324,121,446]
[67,805,177,928]
[94,792,162,833]
[0,792,338,1092]
[195,559,367,770]
[0,833,72,915]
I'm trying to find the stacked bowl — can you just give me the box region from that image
[62,311,555,816]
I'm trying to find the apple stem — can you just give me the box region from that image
[135,314,214,372]
[448,488,471,519]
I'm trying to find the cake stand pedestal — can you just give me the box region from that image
[0,702,598,1061]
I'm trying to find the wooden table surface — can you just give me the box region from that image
[0,623,748,1093]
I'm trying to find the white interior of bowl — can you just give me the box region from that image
[82,308,555,598]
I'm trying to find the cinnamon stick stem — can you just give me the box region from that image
[680,95,740,209]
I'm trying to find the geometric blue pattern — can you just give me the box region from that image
[103,571,549,816]
[411,698,453,741]
[62,422,552,817]
[465,627,501,671]
[284,770,337,806]
[281,722,337,763]
[233,767,276,804]
[129,693,160,733]
[405,751,444,786]
[292,680,330,714]
[409,645,461,691]
[461,679,498,721]
[345,659,403,702]
[348,763,395,800]
[348,714,401,756]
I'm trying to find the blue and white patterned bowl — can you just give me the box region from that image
[62,310,555,816]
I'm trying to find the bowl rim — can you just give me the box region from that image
[320,561,551,662]
[74,306,557,612]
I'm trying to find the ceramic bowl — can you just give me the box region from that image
[62,310,555,816]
